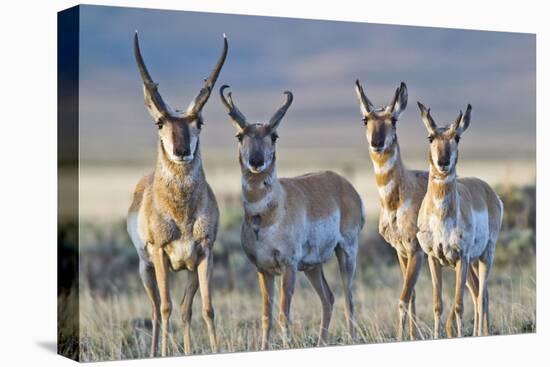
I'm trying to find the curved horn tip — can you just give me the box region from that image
[417,101,424,110]
[466,103,472,110]
[223,32,227,39]
[220,84,230,94]
[400,81,406,89]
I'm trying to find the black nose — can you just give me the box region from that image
[250,156,264,169]
[438,160,450,167]
[175,147,191,158]
[371,140,384,149]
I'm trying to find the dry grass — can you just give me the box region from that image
[67,158,536,361]
[78,260,535,362]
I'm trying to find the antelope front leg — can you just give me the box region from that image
[197,249,217,353]
[449,257,469,338]
[151,246,171,357]
[397,251,423,341]
[139,261,160,358]
[258,271,274,350]
[427,255,443,339]
[279,265,297,348]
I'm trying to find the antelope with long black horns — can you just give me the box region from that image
[127,32,227,357]
[220,85,365,349]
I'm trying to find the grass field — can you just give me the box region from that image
[59,156,536,361]
[77,260,535,361]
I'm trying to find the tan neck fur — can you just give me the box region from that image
[370,141,408,211]
[153,140,206,219]
[426,160,458,219]
[240,154,281,230]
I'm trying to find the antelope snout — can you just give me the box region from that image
[249,156,265,173]
[437,159,451,172]
[173,147,192,162]
[370,139,385,153]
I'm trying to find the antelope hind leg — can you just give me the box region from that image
[466,263,480,337]
[278,265,297,348]
[305,265,335,346]
[335,245,357,342]
[180,270,199,355]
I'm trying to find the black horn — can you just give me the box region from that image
[187,34,229,117]
[220,85,248,130]
[269,91,293,131]
[134,31,174,121]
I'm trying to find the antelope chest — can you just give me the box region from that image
[378,199,418,256]
[417,215,464,266]
[417,206,490,266]
[139,210,208,272]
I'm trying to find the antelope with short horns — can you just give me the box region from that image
[354,81,481,340]
[354,80,429,340]
[127,32,227,357]
[416,102,503,338]
[220,85,365,349]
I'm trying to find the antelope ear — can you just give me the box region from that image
[390,82,408,119]
[417,101,437,136]
[453,104,472,137]
[355,80,374,117]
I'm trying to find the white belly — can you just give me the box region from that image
[299,214,342,267]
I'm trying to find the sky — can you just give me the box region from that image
[76,5,536,164]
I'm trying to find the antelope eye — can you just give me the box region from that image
[271,133,278,143]
[428,135,434,143]
[362,117,368,126]
[455,135,461,143]
[236,133,244,142]
[156,122,163,130]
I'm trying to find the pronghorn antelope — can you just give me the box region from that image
[220,85,365,349]
[416,102,503,338]
[126,32,227,357]
[354,80,427,340]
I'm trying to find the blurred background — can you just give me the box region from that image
[59,5,536,361]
